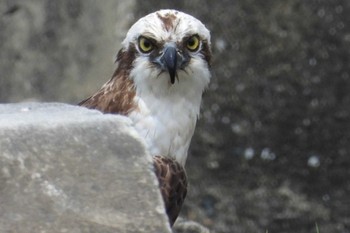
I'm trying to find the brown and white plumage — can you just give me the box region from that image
[153,156,187,226]
[79,9,211,226]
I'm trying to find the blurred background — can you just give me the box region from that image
[1,0,349,232]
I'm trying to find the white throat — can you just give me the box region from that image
[127,57,210,166]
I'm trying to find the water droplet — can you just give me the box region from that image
[261,148,276,160]
[310,99,319,108]
[203,110,215,123]
[335,5,343,14]
[302,118,311,126]
[244,148,255,160]
[236,83,245,92]
[207,161,219,169]
[309,58,317,66]
[231,123,242,134]
[337,22,345,30]
[294,127,303,135]
[215,38,227,52]
[211,103,220,113]
[307,155,321,168]
[317,8,325,18]
[311,76,321,84]
[221,116,230,124]
[322,194,330,202]
[209,82,219,91]
[329,27,337,35]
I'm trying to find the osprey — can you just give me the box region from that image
[79,9,211,226]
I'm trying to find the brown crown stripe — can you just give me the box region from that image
[156,12,178,32]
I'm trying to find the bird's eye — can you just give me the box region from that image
[138,36,154,53]
[186,35,200,52]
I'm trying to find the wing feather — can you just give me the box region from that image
[79,47,136,115]
[153,155,188,226]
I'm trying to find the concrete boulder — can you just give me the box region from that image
[0,102,171,233]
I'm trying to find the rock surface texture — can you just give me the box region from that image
[0,103,171,233]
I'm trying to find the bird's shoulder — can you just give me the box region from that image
[78,73,136,115]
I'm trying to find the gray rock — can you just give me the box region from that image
[0,0,135,102]
[173,218,210,233]
[0,102,171,233]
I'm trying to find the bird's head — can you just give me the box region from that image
[118,9,211,95]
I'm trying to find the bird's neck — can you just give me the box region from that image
[128,75,205,166]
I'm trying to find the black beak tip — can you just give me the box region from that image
[162,46,178,84]
[169,71,176,84]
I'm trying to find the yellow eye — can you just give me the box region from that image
[138,36,154,53]
[186,35,200,52]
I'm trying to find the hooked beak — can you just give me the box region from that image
[152,45,189,84]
